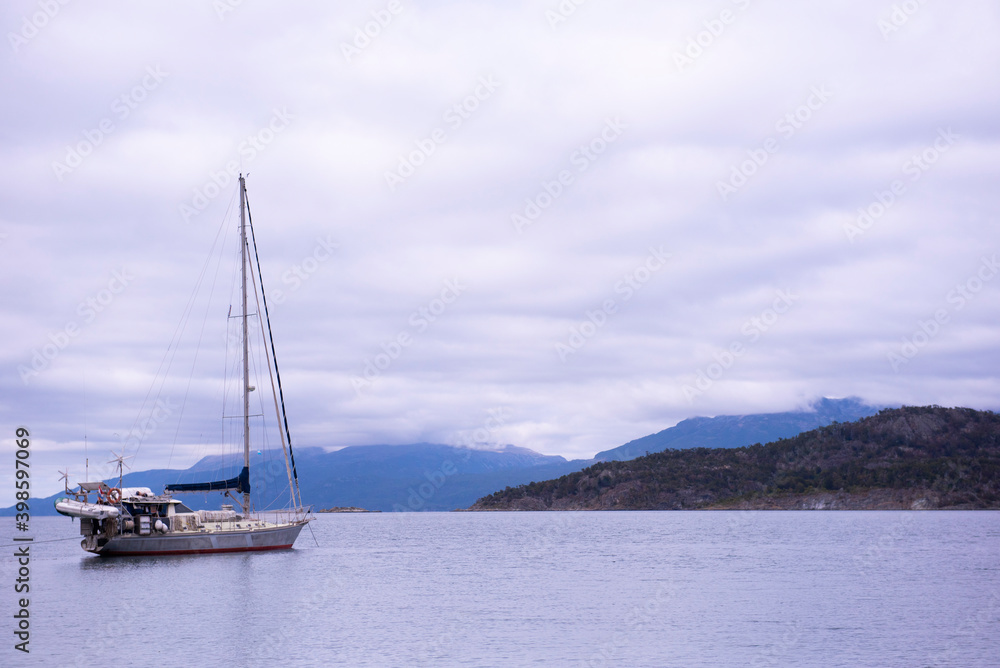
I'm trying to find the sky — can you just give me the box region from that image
[2,1,999,498]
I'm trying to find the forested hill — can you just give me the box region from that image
[470,406,1000,511]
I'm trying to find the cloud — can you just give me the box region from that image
[2,0,999,496]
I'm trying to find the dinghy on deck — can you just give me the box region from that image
[55,498,121,520]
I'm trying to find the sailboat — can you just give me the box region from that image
[55,175,311,556]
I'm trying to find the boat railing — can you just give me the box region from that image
[253,506,313,524]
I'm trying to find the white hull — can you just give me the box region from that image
[86,521,307,556]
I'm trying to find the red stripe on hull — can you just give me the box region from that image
[98,543,294,557]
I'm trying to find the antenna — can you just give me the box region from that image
[239,174,251,516]
[108,449,134,489]
[83,378,88,481]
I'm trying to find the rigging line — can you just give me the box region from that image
[248,241,298,510]
[307,519,320,547]
[245,193,303,509]
[222,289,232,461]
[248,330,274,455]
[0,536,82,548]
[129,188,237,469]
[164,189,239,474]
[222,258,246,472]
[83,377,88,481]
[226,238,250,473]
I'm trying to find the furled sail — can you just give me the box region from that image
[164,466,250,493]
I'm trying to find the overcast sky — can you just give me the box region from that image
[2,1,998,497]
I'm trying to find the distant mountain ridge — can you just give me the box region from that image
[9,443,593,515]
[8,397,894,515]
[471,406,1000,511]
[595,397,884,461]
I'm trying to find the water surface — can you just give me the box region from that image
[3,511,998,667]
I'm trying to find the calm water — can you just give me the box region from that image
[2,512,998,667]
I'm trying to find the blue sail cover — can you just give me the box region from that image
[165,466,250,493]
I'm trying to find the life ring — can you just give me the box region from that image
[107,488,122,504]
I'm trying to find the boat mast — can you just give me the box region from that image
[239,174,251,515]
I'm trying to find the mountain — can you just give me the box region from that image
[471,406,1000,511]
[5,397,891,515]
[5,443,593,515]
[291,443,592,511]
[594,397,884,461]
